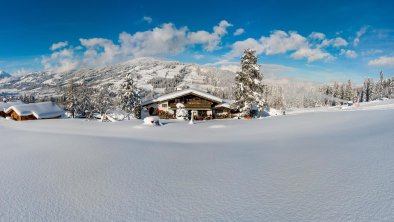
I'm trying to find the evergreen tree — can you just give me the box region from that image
[377,71,384,99]
[65,79,78,118]
[94,85,113,115]
[233,48,265,117]
[332,82,340,106]
[344,80,353,101]
[118,73,142,119]
[77,80,94,119]
[364,78,373,102]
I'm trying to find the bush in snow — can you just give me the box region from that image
[175,103,188,120]
[233,48,265,118]
[143,116,162,126]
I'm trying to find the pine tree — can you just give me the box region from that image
[65,79,78,118]
[344,80,353,102]
[118,73,142,120]
[332,82,340,106]
[233,49,265,117]
[364,78,373,102]
[77,80,94,119]
[94,85,113,115]
[389,77,394,99]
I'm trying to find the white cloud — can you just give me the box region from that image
[331,37,348,48]
[340,49,357,59]
[12,68,33,76]
[226,30,337,62]
[206,59,294,74]
[193,54,204,59]
[368,56,394,67]
[317,37,348,48]
[291,47,334,62]
[143,16,153,23]
[42,21,233,72]
[188,20,232,51]
[41,47,80,73]
[309,32,326,40]
[361,49,383,56]
[261,30,307,55]
[206,60,240,72]
[50,41,69,51]
[119,23,189,57]
[225,38,264,58]
[234,28,245,36]
[80,38,121,66]
[353,26,369,46]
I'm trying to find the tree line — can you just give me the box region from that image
[321,71,394,106]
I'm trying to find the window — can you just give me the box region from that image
[162,103,168,108]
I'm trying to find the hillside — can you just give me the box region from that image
[0,58,235,98]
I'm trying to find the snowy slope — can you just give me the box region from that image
[1,101,394,221]
[0,57,235,98]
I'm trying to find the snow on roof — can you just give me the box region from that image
[215,103,232,109]
[214,100,236,109]
[5,102,64,119]
[142,88,223,105]
[0,101,24,111]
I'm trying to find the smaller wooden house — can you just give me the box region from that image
[213,102,236,119]
[4,102,64,121]
[0,101,24,118]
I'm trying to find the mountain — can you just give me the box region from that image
[0,70,11,79]
[0,57,236,99]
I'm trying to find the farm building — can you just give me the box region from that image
[0,101,24,118]
[142,88,236,120]
[4,102,64,121]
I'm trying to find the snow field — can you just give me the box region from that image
[0,102,394,221]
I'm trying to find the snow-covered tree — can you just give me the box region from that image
[233,49,265,117]
[344,80,353,102]
[94,84,113,115]
[77,80,95,119]
[118,73,142,119]
[364,78,374,102]
[65,79,78,118]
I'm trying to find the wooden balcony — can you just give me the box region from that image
[169,102,212,109]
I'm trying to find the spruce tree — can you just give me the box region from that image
[94,85,113,115]
[118,73,142,119]
[65,79,78,118]
[345,80,353,102]
[233,49,265,117]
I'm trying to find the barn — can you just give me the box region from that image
[4,102,64,121]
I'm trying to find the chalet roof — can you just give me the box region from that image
[142,88,223,106]
[214,100,235,109]
[5,102,64,119]
[0,101,24,111]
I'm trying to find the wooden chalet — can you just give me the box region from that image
[0,101,24,118]
[4,102,64,121]
[142,89,235,120]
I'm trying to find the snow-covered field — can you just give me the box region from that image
[1,101,394,221]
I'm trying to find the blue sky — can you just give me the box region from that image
[1,0,394,83]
